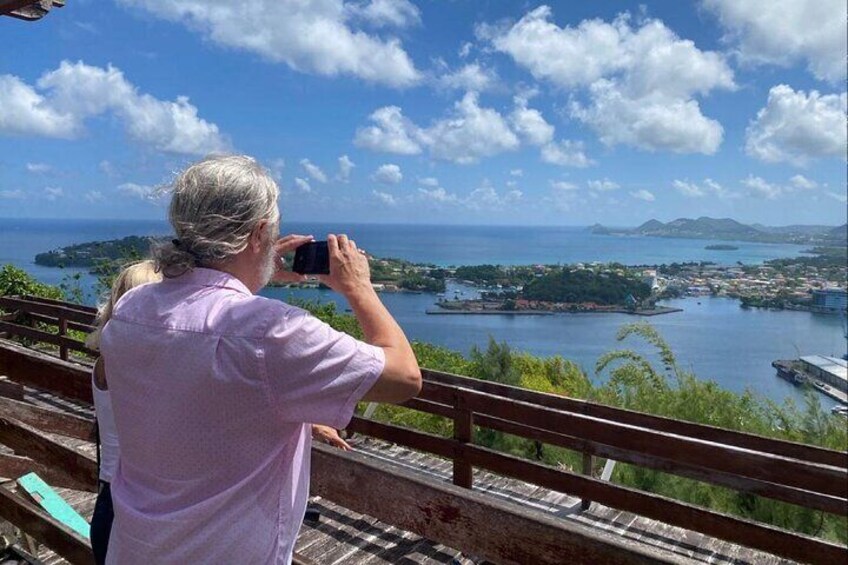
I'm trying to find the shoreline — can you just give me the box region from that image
[426,306,683,316]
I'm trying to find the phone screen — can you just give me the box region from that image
[292,241,330,275]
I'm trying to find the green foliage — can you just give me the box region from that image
[523,268,651,305]
[0,264,64,300]
[454,264,536,287]
[593,322,848,543]
[469,338,521,386]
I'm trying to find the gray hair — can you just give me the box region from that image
[155,155,280,278]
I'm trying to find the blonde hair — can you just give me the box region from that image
[86,260,162,351]
[154,155,280,278]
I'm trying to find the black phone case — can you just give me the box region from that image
[292,241,330,275]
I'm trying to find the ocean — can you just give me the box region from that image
[1,217,843,406]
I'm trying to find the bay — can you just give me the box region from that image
[1,217,843,406]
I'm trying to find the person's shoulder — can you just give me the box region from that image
[112,280,158,315]
[221,294,312,338]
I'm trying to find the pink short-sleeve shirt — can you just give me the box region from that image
[100,268,384,564]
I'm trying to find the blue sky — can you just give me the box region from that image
[1,0,845,226]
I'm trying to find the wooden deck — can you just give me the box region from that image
[1,378,794,565]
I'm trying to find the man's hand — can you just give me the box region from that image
[311,424,352,451]
[317,234,372,298]
[270,234,314,284]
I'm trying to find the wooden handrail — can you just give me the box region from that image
[423,368,848,469]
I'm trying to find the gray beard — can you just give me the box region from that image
[258,242,277,288]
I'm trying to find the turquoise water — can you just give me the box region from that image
[2,217,843,405]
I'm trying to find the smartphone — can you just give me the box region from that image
[292,241,330,275]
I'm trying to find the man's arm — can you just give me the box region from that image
[318,234,422,404]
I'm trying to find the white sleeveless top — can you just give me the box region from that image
[92,370,120,483]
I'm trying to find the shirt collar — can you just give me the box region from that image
[163,267,253,296]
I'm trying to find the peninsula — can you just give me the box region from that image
[592,217,847,247]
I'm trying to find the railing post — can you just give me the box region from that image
[581,452,593,510]
[452,388,473,489]
[58,317,68,361]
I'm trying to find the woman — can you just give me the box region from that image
[85,261,162,565]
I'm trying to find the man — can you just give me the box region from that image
[100,155,421,564]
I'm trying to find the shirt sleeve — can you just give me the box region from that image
[262,305,385,429]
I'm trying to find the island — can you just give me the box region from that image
[592,217,847,246]
[705,244,739,251]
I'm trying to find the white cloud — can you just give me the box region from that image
[358,92,578,164]
[334,155,354,182]
[509,95,554,146]
[464,182,522,211]
[43,187,64,201]
[0,75,76,138]
[425,92,520,164]
[84,190,104,203]
[826,191,848,204]
[357,92,520,164]
[0,61,228,155]
[0,189,25,199]
[372,163,403,184]
[702,0,846,83]
[541,140,593,168]
[118,182,157,199]
[458,42,472,58]
[99,160,116,177]
[26,162,51,173]
[418,177,439,187]
[436,62,498,92]
[269,158,286,181]
[672,179,705,197]
[418,186,459,203]
[587,178,620,191]
[300,159,328,183]
[354,106,423,154]
[509,169,523,177]
[630,189,655,202]
[789,174,817,190]
[118,0,420,88]
[742,175,782,199]
[486,7,733,154]
[673,178,738,200]
[571,80,725,154]
[372,189,397,205]
[550,180,578,191]
[745,85,847,166]
[294,177,312,193]
[346,0,421,29]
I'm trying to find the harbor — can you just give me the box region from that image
[773,355,848,406]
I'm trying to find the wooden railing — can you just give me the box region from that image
[0,295,846,564]
[0,295,97,361]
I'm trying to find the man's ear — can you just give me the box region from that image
[249,220,268,253]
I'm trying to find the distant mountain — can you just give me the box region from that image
[592,217,847,246]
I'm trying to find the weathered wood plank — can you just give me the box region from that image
[0,418,97,493]
[0,453,91,491]
[0,340,92,404]
[0,396,94,441]
[0,375,25,400]
[311,444,682,565]
[0,486,92,565]
[461,443,846,565]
